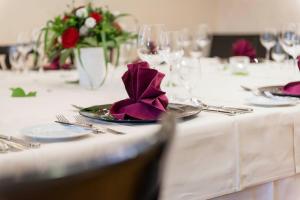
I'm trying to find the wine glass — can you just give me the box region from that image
[194,24,212,53]
[271,42,287,62]
[16,31,33,72]
[180,28,192,56]
[280,23,300,72]
[260,28,277,61]
[137,24,166,68]
[178,59,202,101]
[9,46,23,72]
[118,16,138,65]
[159,31,184,87]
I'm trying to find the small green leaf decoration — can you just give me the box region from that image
[26,91,37,97]
[10,88,26,97]
[232,72,249,76]
[10,88,37,97]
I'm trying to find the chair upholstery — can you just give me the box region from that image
[0,114,176,200]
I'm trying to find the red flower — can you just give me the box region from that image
[61,27,79,48]
[90,12,103,23]
[113,22,122,32]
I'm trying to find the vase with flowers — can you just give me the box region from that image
[40,3,136,89]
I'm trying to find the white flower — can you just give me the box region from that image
[84,17,96,28]
[75,7,88,18]
[79,26,89,36]
[57,36,62,43]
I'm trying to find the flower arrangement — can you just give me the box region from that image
[40,3,136,67]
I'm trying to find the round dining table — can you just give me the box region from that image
[1,59,300,200]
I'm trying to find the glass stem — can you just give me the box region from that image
[266,49,270,61]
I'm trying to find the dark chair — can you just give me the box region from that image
[0,114,175,200]
[0,45,13,70]
[209,34,266,58]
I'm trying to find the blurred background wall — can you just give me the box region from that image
[0,0,300,43]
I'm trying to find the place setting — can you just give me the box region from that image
[242,84,300,107]
[6,1,300,199]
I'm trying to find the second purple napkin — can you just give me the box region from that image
[232,39,257,61]
[110,62,168,120]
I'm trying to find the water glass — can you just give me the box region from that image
[178,59,202,100]
[271,42,287,62]
[260,28,277,61]
[280,23,300,72]
[229,56,250,75]
[137,24,166,68]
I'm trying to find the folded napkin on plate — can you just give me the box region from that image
[282,81,300,95]
[232,39,257,60]
[110,62,168,120]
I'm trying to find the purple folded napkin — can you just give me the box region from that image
[282,81,300,95]
[232,39,257,60]
[110,62,168,120]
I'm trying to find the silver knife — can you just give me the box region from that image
[0,135,40,148]
[54,121,104,134]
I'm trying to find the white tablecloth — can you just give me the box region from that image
[1,61,300,200]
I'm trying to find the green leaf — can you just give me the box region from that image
[59,49,72,65]
[10,88,26,97]
[10,87,37,97]
[27,91,37,97]
[232,72,249,76]
[81,37,98,47]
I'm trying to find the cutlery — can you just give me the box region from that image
[241,85,300,102]
[55,115,104,134]
[0,134,40,149]
[191,98,253,115]
[74,115,126,135]
[0,139,27,152]
[241,85,282,99]
[0,140,9,153]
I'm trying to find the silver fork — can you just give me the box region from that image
[191,98,253,116]
[55,115,103,134]
[74,115,126,135]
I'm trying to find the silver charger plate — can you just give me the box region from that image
[79,103,201,124]
[259,85,300,98]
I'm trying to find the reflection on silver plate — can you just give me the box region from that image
[21,124,90,140]
[79,103,201,124]
[259,85,300,98]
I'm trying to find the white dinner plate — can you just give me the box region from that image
[21,123,90,141]
[245,96,298,107]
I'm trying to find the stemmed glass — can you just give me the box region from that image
[260,28,277,61]
[280,23,300,72]
[180,28,192,56]
[159,31,184,87]
[137,24,166,68]
[16,31,34,72]
[271,42,287,63]
[9,47,23,72]
[178,60,202,101]
[193,24,211,54]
